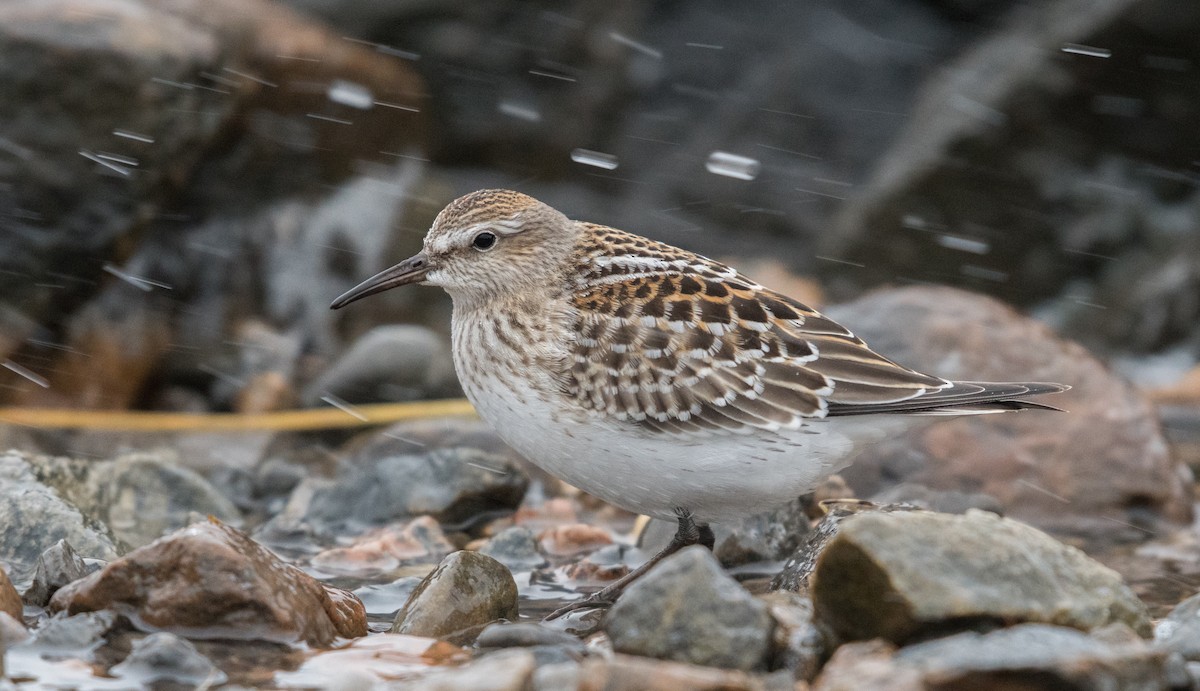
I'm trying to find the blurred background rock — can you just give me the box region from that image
[1,0,1197,413]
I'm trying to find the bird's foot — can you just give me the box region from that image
[544,590,618,621]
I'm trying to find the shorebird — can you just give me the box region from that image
[331,189,1066,617]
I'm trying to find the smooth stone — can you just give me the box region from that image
[23,540,91,607]
[475,621,583,652]
[392,551,518,642]
[810,509,1152,642]
[604,545,774,671]
[394,648,536,691]
[22,611,115,656]
[109,632,227,686]
[573,653,780,691]
[49,520,365,646]
[827,286,1193,544]
[311,516,456,576]
[479,526,548,571]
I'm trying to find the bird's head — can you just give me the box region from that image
[330,189,579,310]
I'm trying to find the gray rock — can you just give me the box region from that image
[284,446,528,534]
[896,624,1170,689]
[476,621,584,653]
[810,510,1151,643]
[110,632,227,686]
[304,325,459,405]
[392,551,518,642]
[1156,591,1200,662]
[479,526,548,572]
[90,451,242,548]
[21,611,115,656]
[604,545,774,671]
[0,451,122,573]
[813,626,1171,691]
[22,540,89,607]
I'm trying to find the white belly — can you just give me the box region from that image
[462,366,896,524]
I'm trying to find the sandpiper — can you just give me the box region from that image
[331,189,1067,617]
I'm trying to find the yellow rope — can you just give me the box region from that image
[0,398,477,432]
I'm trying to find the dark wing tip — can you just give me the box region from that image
[826,379,1071,417]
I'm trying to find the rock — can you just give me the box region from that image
[605,545,774,671]
[826,286,1192,543]
[812,640,920,691]
[22,611,116,656]
[571,653,779,691]
[772,502,919,593]
[0,451,123,572]
[1156,591,1200,662]
[49,520,366,646]
[304,325,459,405]
[0,0,429,408]
[311,516,455,576]
[538,524,613,557]
[89,451,242,548]
[896,624,1171,689]
[0,566,22,623]
[22,540,89,607]
[759,592,825,681]
[109,632,227,687]
[810,510,1151,643]
[870,483,1004,516]
[392,551,518,642]
[352,576,423,619]
[475,622,585,654]
[0,612,28,649]
[280,445,528,535]
[479,526,548,571]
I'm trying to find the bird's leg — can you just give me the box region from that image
[545,508,709,620]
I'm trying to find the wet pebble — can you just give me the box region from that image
[604,545,774,671]
[809,509,1151,643]
[538,523,613,557]
[22,611,115,656]
[49,520,365,646]
[109,632,227,686]
[393,648,536,691]
[568,653,779,690]
[479,526,548,571]
[476,621,584,653]
[311,516,455,576]
[393,551,518,643]
[22,539,89,607]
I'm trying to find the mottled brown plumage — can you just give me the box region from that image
[331,188,1068,618]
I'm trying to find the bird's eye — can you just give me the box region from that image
[472,231,498,251]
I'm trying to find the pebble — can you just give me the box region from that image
[109,632,227,686]
[604,545,774,671]
[0,566,22,623]
[311,516,455,576]
[538,523,613,557]
[1155,590,1200,662]
[303,325,459,405]
[571,653,783,690]
[759,591,825,680]
[808,509,1152,642]
[49,520,366,646]
[479,526,548,571]
[392,551,518,643]
[22,540,91,607]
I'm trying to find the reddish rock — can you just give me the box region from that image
[538,524,614,557]
[575,653,776,691]
[514,497,579,531]
[0,566,23,624]
[812,640,919,691]
[828,286,1192,544]
[49,520,365,646]
[312,516,455,576]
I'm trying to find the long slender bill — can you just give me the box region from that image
[330,252,430,309]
